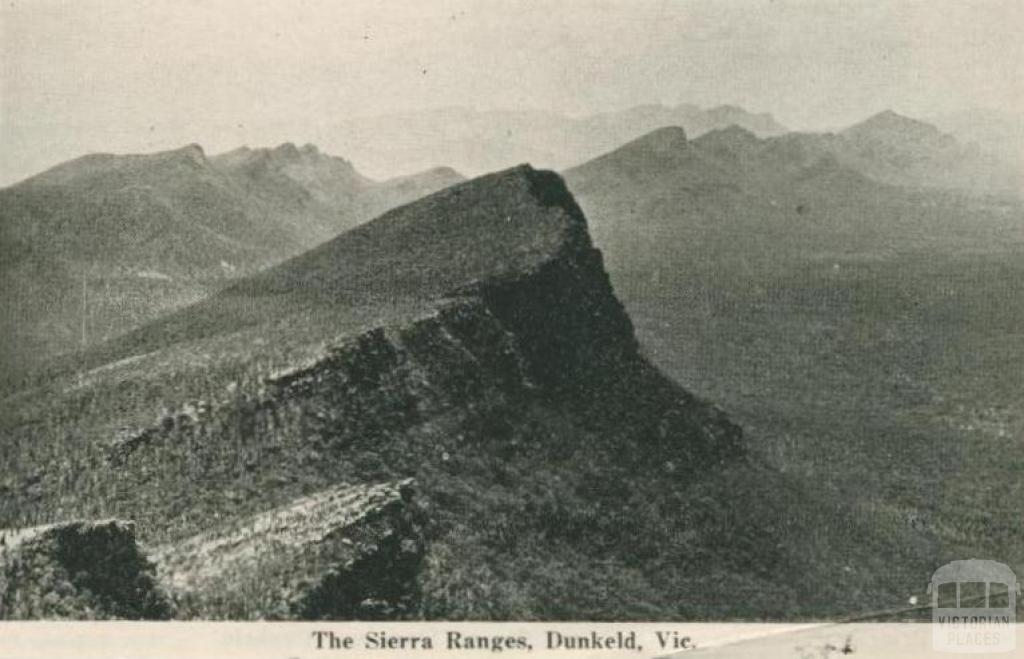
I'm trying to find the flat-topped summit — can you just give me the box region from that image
[568,125,693,178]
[626,125,689,151]
[74,165,601,360]
[242,164,592,301]
[13,143,208,189]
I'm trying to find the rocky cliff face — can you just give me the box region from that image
[0,166,742,618]
[153,479,425,620]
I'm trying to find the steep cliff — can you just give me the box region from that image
[153,479,426,620]
[0,166,743,618]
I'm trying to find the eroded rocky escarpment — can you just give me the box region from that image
[0,166,743,618]
[153,479,426,620]
[0,481,426,620]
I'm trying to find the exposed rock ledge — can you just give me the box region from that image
[0,481,424,620]
[151,479,426,620]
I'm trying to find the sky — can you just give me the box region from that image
[1,0,1022,185]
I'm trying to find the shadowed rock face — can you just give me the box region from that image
[1,166,743,619]
[153,479,426,620]
[0,520,172,620]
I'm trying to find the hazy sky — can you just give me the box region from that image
[1,0,1021,185]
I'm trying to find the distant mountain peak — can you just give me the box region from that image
[11,143,211,188]
[843,110,945,140]
[693,125,764,160]
[874,109,904,120]
[258,142,324,162]
[704,105,787,134]
[623,125,689,153]
[580,126,693,169]
[708,104,745,115]
[423,165,461,178]
[272,142,302,159]
[171,143,207,165]
[697,124,760,143]
[213,142,361,177]
[182,142,205,156]
[380,165,465,186]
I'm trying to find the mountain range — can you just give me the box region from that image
[819,110,1019,194]
[564,117,1007,280]
[325,105,1021,197]
[2,105,1023,620]
[2,167,796,620]
[929,108,1024,171]
[324,103,787,180]
[565,122,1024,617]
[0,143,463,384]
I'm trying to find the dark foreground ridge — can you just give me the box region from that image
[1,165,743,619]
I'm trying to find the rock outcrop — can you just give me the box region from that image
[0,520,172,620]
[153,479,425,620]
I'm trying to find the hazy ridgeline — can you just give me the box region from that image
[565,118,1024,618]
[0,143,463,386]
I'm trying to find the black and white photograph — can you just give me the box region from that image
[0,1,1021,656]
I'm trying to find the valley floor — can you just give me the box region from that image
[614,242,1024,619]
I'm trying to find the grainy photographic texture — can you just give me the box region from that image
[0,0,1022,641]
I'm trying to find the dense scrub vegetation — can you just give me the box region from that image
[0,142,462,385]
[0,167,769,620]
[5,156,1017,620]
[566,127,1024,619]
[0,521,172,620]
